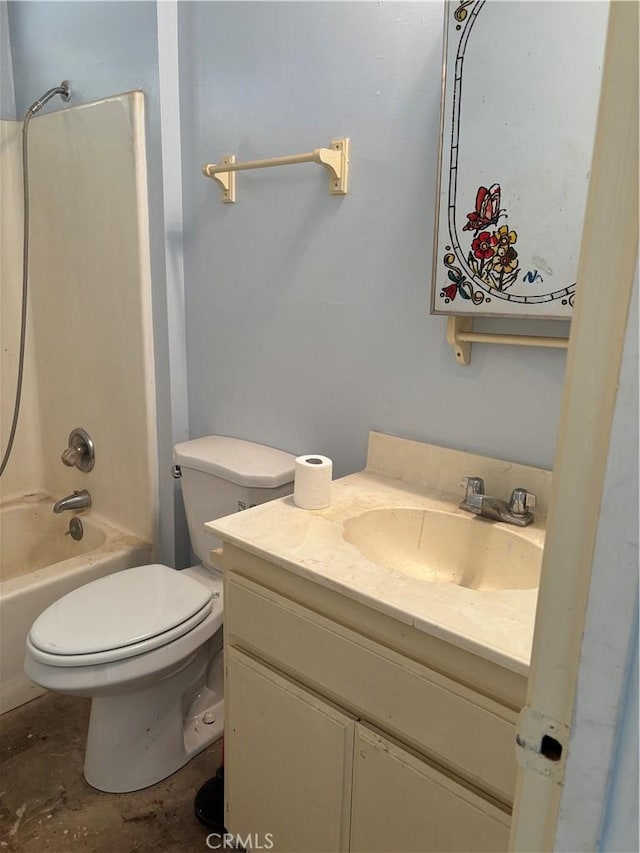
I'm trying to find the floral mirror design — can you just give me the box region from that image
[431,0,609,319]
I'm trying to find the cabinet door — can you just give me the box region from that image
[225,647,354,852]
[350,724,510,853]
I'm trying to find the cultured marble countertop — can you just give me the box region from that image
[205,468,545,676]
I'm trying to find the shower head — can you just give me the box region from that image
[26,80,70,117]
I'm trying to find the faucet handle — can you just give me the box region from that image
[61,446,81,467]
[461,476,485,498]
[509,488,536,516]
[60,428,95,473]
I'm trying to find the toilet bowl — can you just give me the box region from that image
[25,564,224,793]
[24,437,295,793]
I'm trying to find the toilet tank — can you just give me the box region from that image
[173,436,296,570]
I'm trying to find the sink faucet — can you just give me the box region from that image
[53,489,92,514]
[459,477,536,527]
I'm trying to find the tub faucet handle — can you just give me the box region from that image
[61,428,95,473]
[62,446,81,466]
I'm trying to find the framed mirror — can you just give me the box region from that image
[431,0,609,319]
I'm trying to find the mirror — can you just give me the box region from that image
[431,0,610,319]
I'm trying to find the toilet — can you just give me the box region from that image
[24,436,295,793]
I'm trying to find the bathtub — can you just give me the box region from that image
[0,494,152,714]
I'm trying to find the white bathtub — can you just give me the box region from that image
[0,494,152,714]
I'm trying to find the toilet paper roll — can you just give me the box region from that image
[293,455,333,510]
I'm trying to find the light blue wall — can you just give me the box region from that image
[178,1,567,476]
[7,1,181,564]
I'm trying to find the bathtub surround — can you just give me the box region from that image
[0,93,157,713]
[0,93,157,537]
[0,120,43,494]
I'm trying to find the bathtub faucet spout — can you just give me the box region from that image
[53,489,92,514]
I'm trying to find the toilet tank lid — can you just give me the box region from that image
[174,436,296,488]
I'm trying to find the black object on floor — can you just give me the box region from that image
[194,765,226,832]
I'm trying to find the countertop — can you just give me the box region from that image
[205,462,546,676]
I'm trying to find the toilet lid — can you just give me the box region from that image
[29,564,213,657]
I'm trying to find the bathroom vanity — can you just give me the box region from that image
[206,433,550,852]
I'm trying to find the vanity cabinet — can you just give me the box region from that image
[222,544,523,853]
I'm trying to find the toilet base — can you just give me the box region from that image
[84,644,224,792]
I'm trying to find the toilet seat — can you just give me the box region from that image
[28,564,215,667]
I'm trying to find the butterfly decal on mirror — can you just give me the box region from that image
[462,183,504,234]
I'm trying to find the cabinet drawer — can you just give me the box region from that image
[225,572,517,804]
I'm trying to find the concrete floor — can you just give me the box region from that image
[0,692,223,852]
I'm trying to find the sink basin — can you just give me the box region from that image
[342,508,542,591]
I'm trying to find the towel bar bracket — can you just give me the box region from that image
[446,315,570,365]
[324,138,349,195]
[208,155,236,204]
[447,316,473,365]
